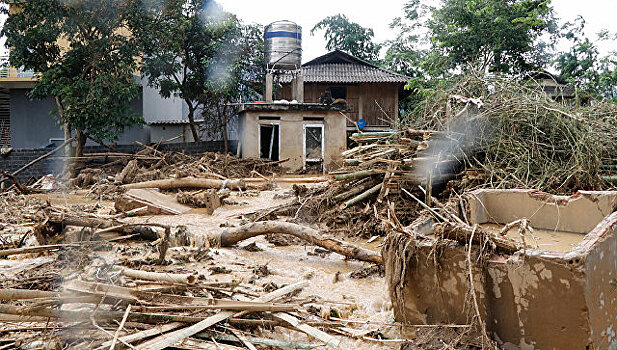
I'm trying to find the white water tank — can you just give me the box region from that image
[264,20,302,70]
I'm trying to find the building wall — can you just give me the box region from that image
[239,109,346,171]
[9,88,149,148]
[141,78,187,123]
[9,89,63,148]
[282,82,400,127]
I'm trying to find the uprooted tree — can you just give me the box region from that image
[1,0,144,173]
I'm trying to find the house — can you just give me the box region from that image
[527,71,586,105]
[236,103,348,171]
[279,50,410,131]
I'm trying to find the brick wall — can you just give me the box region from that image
[0,140,238,183]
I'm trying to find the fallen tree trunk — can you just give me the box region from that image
[212,221,383,265]
[122,177,245,191]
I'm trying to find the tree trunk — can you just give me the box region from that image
[186,101,201,142]
[70,129,88,177]
[213,221,383,265]
[221,102,229,155]
[55,96,74,175]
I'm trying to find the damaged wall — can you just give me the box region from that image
[385,190,617,349]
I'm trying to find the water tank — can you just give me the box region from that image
[265,21,302,70]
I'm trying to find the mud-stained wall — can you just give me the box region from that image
[238,109,346,171]
[467,190,617,233]
[383,234,489,326]
[486,257,590,349]
[584,213,617,349]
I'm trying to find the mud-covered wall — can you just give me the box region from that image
[486,256,590,349]
[383,233,489,326]
[584,212,617,349]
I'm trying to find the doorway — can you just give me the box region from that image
[259,123,280,161]
[303,124,324,169]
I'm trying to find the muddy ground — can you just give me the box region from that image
[0,181,481,349]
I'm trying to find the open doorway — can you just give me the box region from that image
[259,123,280,161]
[303,124,324,170]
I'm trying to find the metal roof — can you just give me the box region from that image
[279,50,410,84]
[147,119,205,126]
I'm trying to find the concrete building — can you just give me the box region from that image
[236,103,347,171]
[279,50,410,131]
[0,65,194,148]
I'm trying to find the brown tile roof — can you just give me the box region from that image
[279,50,410,84]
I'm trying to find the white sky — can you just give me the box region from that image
[217,0,617,63]
[1,0,615,61]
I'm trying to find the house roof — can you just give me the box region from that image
[279,50,410,84]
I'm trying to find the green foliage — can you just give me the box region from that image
[429,0,557,74]
[554,17,617,101]
[311,14,382,63]
[1,0,144,142]
[131,0,264,141]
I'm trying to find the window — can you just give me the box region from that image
[329,86,347,100]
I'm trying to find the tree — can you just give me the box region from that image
[554,17,617,101]
[200,22,265,154]
[311,14,382,63]
[130,0,238,142]
[1,0,144,161]
[428,0,557,74]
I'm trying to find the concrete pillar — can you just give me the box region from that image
[265,73,273,103]
[291,77,297,102]
[296,74,304,103]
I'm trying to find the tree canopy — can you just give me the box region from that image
[311,14,382,63]
[1,0,144,155]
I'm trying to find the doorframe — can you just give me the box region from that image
[258,122,280,161]
[302,123,325,169]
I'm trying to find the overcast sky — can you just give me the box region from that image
[217,0,617,63]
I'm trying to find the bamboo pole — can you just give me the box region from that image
[334,170,378,181]
[342,183,382,209]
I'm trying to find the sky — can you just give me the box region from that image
[1,0,615,61]
[216,0,617,63]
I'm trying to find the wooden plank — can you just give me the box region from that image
[115,189,191,215]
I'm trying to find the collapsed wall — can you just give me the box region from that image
[384,190,617,349]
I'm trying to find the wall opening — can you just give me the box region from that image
[303,124,324,169]
[329,86,347,100]
[259,123,280,161]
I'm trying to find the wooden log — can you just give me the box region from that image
[342,183,382,209]
[95,323,184,350]
[120,268,196,284]
[0,289,58,300]
[273,312,340,348]
[122,177,245,190]
[115,159,139,184]
[135,281,309,350]
[242,177,329,184]
[195,331,320,349]
[213,221,382,265]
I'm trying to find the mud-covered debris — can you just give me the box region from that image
[349,264,385,279]
[209,266,232,274]
[242,242,263,252]
[252,264,270,277]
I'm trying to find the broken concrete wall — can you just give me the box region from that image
[385,189,617,349]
